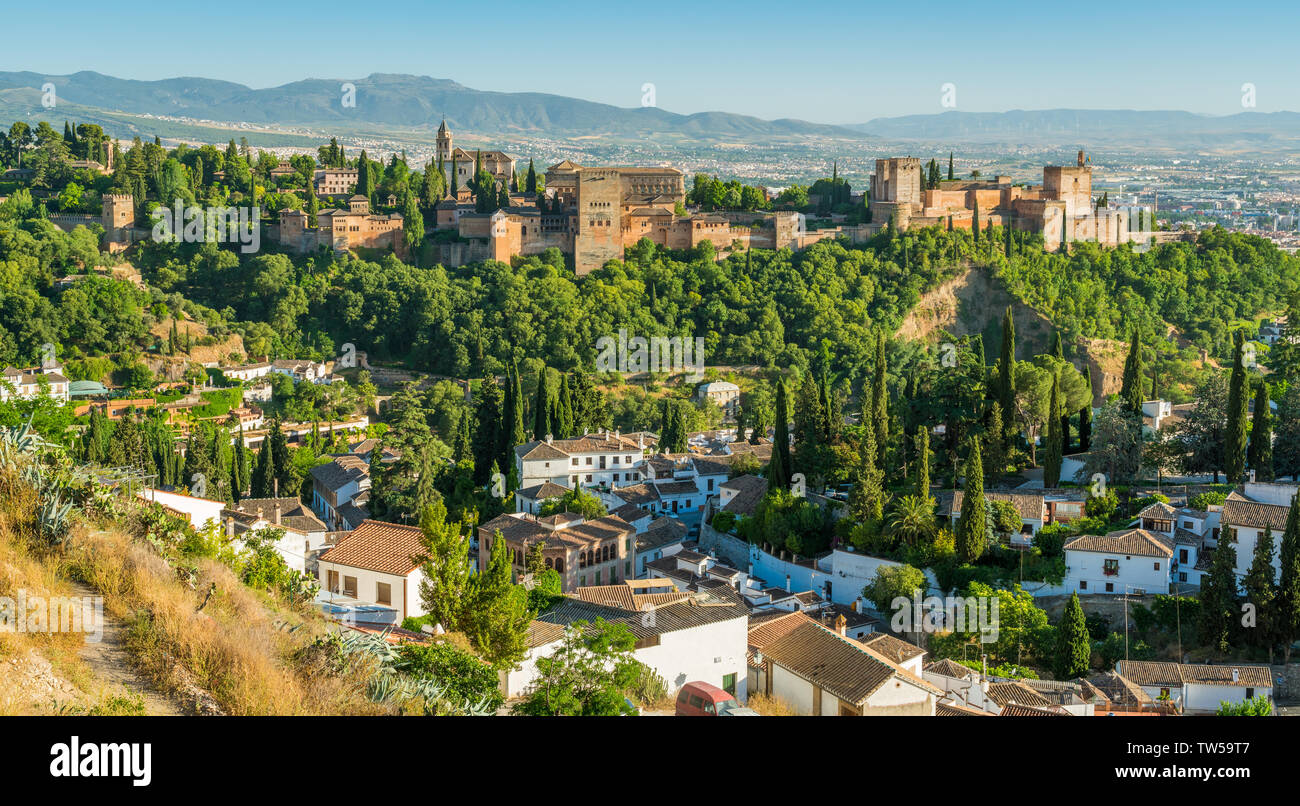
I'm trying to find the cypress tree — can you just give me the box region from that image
[1244,527,1278,662]
[454,408,472,464]
[1199,529,1240,655]
[1079,366,1094,453]
[1044,375,1063,487]
[955,437,987,563]
[1278,494,1300,661]
[472,378,504,484]
[1225,330,1250,484]
[1120,328,1144,415]
[525,159,537,194]
[972,198,981,242]
[770,379,792,491]
[947,152,954,181]
[1054,592,1091,679]
[997,307,1016,445]
[984,401,1006,484]
[871,333,888,468]
[915,425,931,501]
[1250,380,1274,482]
[533,367,551,440]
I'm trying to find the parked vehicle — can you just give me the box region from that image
[674,681,756,716]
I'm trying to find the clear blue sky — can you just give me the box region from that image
[5,0,1298,122]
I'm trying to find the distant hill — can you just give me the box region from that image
[0,71,861,140]
[849,109,1300,149]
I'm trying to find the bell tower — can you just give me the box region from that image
[436,120,452,162]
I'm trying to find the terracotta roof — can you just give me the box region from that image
[999,703,1069,716]
[516,481,570,500]
[937,490,1046,520]
[720,474,768,516]
[758,619,942,705]
[747,610,815,651]
[1222,492,1291,532]
[860,632,926,664]
[538,585,748,640]
[1064,529,1173,558]
[925,658,975,678]
[1136,501,1178,520]
[1079,671,1153,705]
[310,455,369,492]
[1117,660,1273,689]
[936,700,992,716]
[986,681,1053,708]
[317,519,424,576]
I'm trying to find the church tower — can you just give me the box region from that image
[436,120,452,162]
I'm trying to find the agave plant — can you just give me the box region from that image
[38,492,74,543]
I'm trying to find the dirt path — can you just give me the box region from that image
[71,581,185,716]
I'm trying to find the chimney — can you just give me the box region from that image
[835,614,847,637]
[615,429,620,440]
[1232,668,1240,683]
[546,433,553,445]
[225,517,234,538]
[273,504,281,525]
[256,508,264,522]
[854,596,863,614]
[273,478,279,497]
[785,574,791,592]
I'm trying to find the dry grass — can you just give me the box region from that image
[58,523,384,715]
[746,693,797,716]
[0,464,384,716]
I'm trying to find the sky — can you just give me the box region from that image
[4,0,1299,122]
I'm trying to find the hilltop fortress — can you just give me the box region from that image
[868,150,1155,252]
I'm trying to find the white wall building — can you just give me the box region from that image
[1063,529,1173,595]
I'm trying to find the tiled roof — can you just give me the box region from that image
[986,681,1052,708]
[1136,501,1178,520]
[747,610,814,650]
[1222,492,1291,532]
[516,481,570,501]
[1064,529,1173,558]
[310,455,369,492]
[860,632,926,664]
[936,700,992,716]
[1117,660,1273,689]
[537,585,748,640]
[999,703,1069,716]
[1078,671,1152,705]
[318,519,424,576]
[925,658,975,678]
[720,474,767,516]
[758,620,941,706]
[230,497,327,533]
[937,490,1046,520]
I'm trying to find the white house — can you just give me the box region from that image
[695,381,740,418]
[222,496,329,575]
[514,431,654,489]
[1223,482,1298,583]
[310,455,371,531]
[1116,660,1273,714]
[137,488,226,532]
[747,612,939,716]
[0,365,70,402]
[1063,529,1173,595]
[220,361,272,382]
[513,481,569,515]
[504,582,750,701]
[1134,501,1221,588]
[317,519,428,624]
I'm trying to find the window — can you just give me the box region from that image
[585,457,593,465]
[722,673,737,696]
[585,475,592,482]
[1179,572,1187,582]
[571,458,579,466]
[1246,688,1255,698]
[1105,582,1114,593]
[376,582,391,605]
[1153,562,1161,571]
[343,576,357,598]
[1079,580,1087,590]
[1103,559,1119,576]
[1179,549,1189,563]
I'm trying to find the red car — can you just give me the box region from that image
[674,681,755,716]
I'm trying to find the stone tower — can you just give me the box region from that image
[573,168,623,275]
[101,193,135,251]
[436,120,452,163]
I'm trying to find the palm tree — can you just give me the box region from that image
[888,494,937,546]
